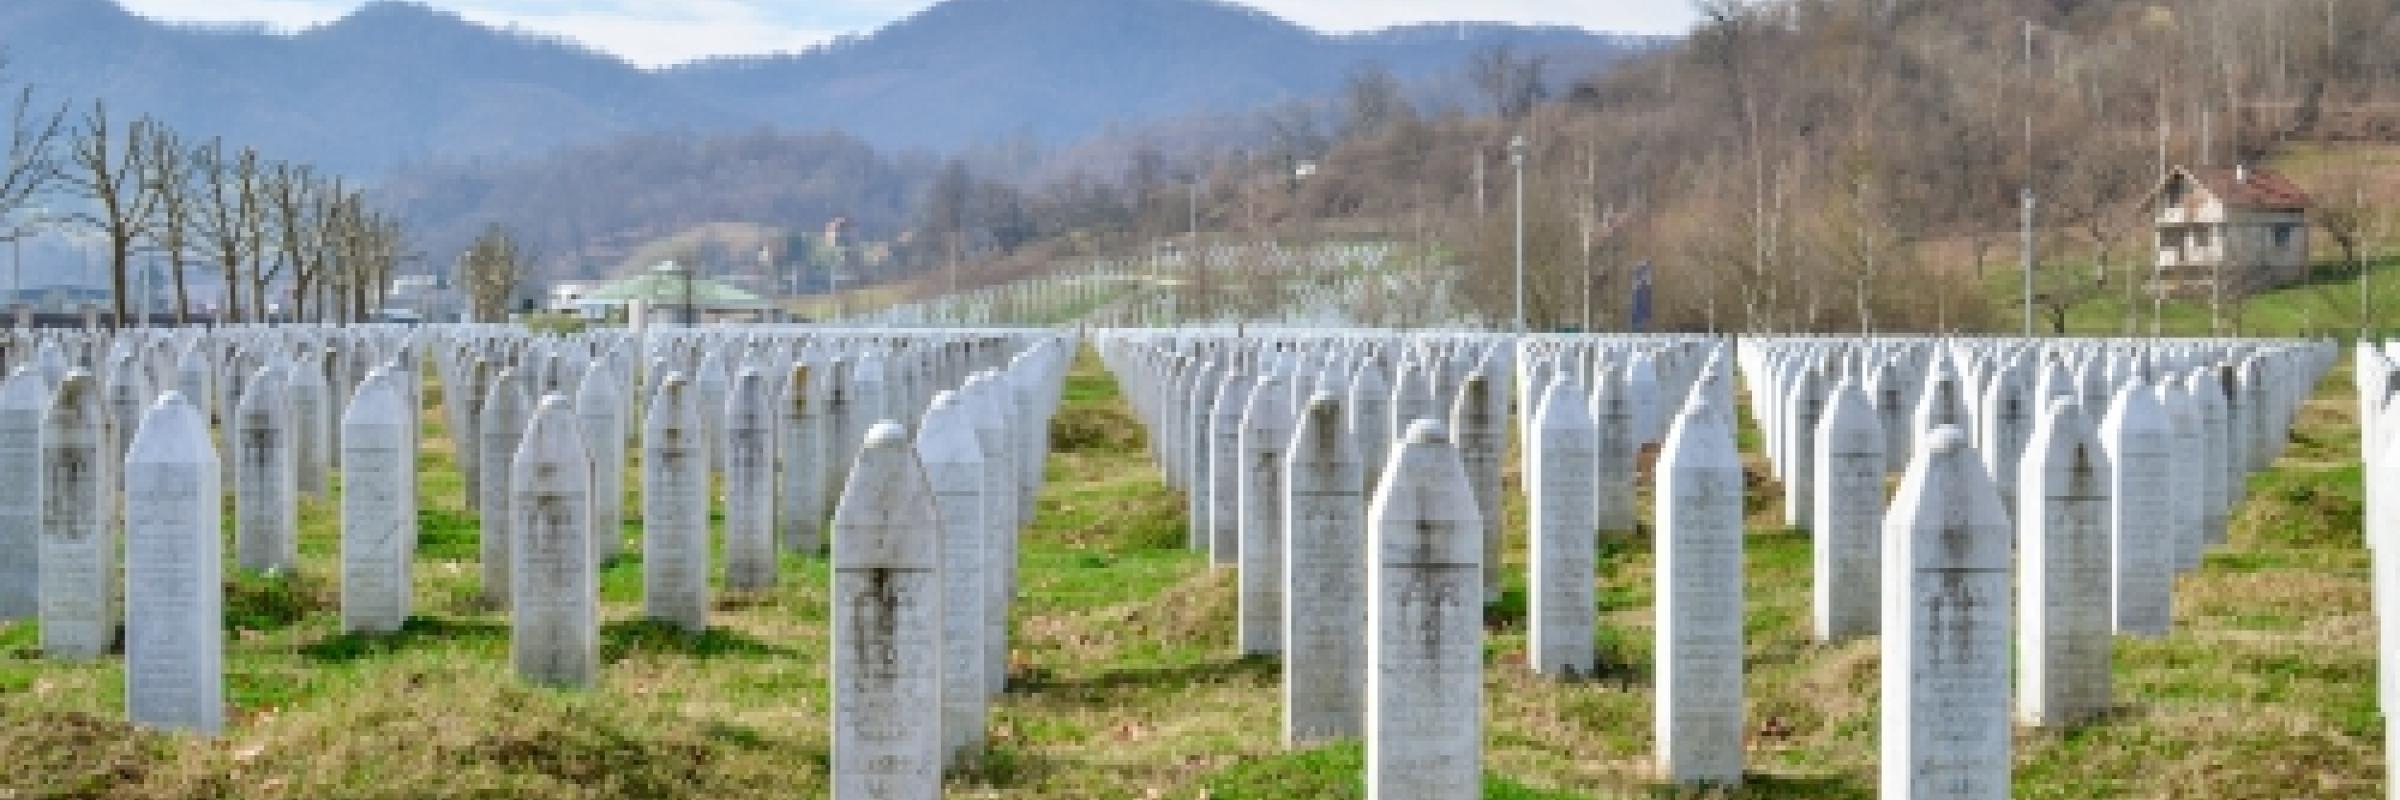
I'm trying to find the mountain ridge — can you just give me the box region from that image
[0,0,1663,175]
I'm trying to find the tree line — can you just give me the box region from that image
[901,0,2400,335]
[0,61,412,327]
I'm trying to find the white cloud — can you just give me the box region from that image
[111,0,1694,67]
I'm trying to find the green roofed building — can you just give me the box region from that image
[576,261,781,323]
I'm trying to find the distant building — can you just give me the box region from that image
[547,281,597,314]
[2152,165,2313,296]
[576,261,779,323]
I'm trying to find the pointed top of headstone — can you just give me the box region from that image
[834,420,938,568]
[129,391,212,465]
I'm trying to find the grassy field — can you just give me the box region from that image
[0,346,2380,798]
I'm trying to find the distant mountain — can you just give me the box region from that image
[0,0,1664,175]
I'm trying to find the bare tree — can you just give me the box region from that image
[143,127,196,323]
[61,102,160,326]
[260,161,315,321]
[194,141,262,323]
[462,224,525,322]
[0,61,64,247]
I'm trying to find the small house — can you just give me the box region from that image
[2152,165,2312,296]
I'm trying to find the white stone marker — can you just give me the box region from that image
[917,393,987,764]
[0,367,45,621]
[1591,365,1638,537]
[289,353,330,499]
[831,422,942,800]
[577,363,627,564]
[1782,364,1823,528]
[1347,359,1391,494]
[512,395,599,689]
[777,362,829,555]
[1654,381,1745,784]
[40,371,112,658]
[1366,420,1482,800]
[2017,397,2112,728]
[457,359,492,512]
[1209,370,1254,568]
[644,374,711,631]
[1450,373,1505,605]
[234,367,297,573]
[1813,375,1885,641]
[1881,426,2011,800]
[1185,362,1221,550]
[1285,390,1366,744]
[2103,384,2174,636]
[341,372,414,634]
[479,370,529,604]
[724,368,778,590]
[124,392,223,735]
[2158,381,2205,572]
[1529,376,1598,678]
[1239,372,1293,655]
[963,374,1016,696]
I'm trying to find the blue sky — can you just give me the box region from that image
[114,0,1700,67]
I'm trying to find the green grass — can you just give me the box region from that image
[0,345,2383,798]
[2005,255,2400,339]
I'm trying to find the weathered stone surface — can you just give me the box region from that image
[479,370,529,604]
[2104,384,2176,637]
[1366,420,1482,800]
[1881,425,2011,800]
[1529,376,1598,678]
[511,395,599,689]
[341,371,413,634]
[917,393,988,764]
[40,371,112,658]
[1654,381,1745,784]
[123,393,224,735]
[233,366,297,574]
[0,367,45,621]
[1208,370,1254,568]
[778,362,829,555]
[577,363,627,564]
[1591,364,1638,536]
[1450,373,1504,605]
[2018,397,2112,728]
[1239,372,1293,655]
[1813,375,1884,641]
[724,368,777,591]
[1284,391,1366,744]
[643,374,711,631]
[831,422,943,800]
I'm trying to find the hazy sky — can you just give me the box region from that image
[114,0,1700,67]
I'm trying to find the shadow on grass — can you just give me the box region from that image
[1012,653,1278,698]
[1637,772,1871,799]
[600,620,798,662]
[300,616,507,663]
[226,569,333,633]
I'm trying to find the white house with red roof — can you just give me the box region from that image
[2152,164,2313,296]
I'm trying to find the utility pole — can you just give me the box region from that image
[2022,18,2037,338]
[1511,135,1528,334]
[2023,189,2036,337]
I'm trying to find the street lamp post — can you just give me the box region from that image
[1510,135,1528,334]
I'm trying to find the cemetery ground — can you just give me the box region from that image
[0,346,2377,799]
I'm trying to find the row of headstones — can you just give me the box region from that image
[1743,337,2333,639]
[1099,330,1741,796]
[0,323,428,734]
[1101,329,2330,797]
[1730,335,2326,796]
[0,323,1074,771]
[461,332,1074,798]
